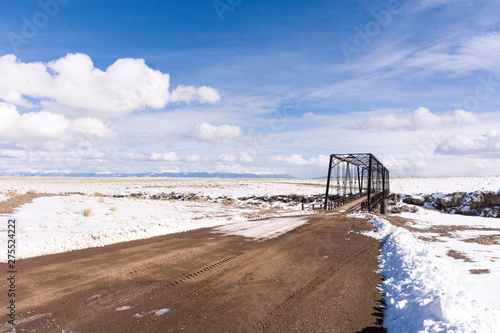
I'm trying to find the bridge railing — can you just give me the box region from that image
[302,193,361,210]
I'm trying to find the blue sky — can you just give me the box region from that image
[0,0,499,177]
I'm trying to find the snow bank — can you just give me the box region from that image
[355,213,500,332]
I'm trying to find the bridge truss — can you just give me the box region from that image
[324,153,389,211]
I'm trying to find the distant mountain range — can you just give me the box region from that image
[0,171,294,178]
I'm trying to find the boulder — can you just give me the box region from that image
[440,192,466,208]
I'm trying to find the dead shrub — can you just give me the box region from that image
[81,208,94,217]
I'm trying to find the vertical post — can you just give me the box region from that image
[357,165,362,194]
[324,154,334,209]
[387,169,390,195]
[382,166,386,196]
[366,154,372,209]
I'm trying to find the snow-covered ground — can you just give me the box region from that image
[2,176,500,332]
[0,177,325,198]
[390,175,500,194]
[214,216,310,240]
[0,193,307,260]
[354,206,500,332]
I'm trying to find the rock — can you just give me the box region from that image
[484,191,500,206]
[440,192,466,208]
[403,195,425,206]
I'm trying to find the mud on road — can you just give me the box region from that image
[2,213,384,332]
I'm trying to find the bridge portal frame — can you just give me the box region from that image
[324,153,389,211]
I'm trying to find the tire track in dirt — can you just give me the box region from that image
[165,252,245,287]
[10,214,384,332]
[254,247,370,331]
[28,252,247,331]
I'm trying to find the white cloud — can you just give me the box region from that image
[361,114,412,130]
[0,149,27,158]
[0,102,115,142]
[182,154,201,162]
[435,130,500,155]
[356,107,477,131]
[149,152,180,162]
[211,154,253,163]
[399,32,500,75]
[239,154,253,163]
[269,154,330,166]
[170,85,221,104]
[0,53,220,118]
[190,123,243,144]
[213,154,237,163]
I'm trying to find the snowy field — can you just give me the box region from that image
[0,177,325,199]
[1,176,500,332]
[390,175,500,194]
[0,178,323,259]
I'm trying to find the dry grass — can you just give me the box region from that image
[447,249,474,262]
[469,269,490,274]
[81,208,94,217]
[110,206,117,212]
[27,189,38,194]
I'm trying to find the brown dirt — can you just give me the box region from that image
[469,269,490,274]
[464,234,500,245]
[1,214,385,333]
[0,193,59,215]
[447,250,474,262]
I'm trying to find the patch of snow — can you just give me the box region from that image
[152,308,170,316]
[213,216,310,240]
[134,308,170,318]
[399,208,499,228]
[115,306,131,311]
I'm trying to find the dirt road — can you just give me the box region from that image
[2,213,384,332]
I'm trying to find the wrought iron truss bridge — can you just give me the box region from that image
[323,153,390,212]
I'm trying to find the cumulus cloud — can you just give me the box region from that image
[190,123,243,144]
[269,154,330,166]
[0,102,115,142]
[239,154,253,163]
[435,130,500,155]
[213,154,237,163]
[182,154,201,162]
[0,53,220,118]
[356,107,477,131]
[212,154,253,163]
[149,152,180,162]
[0,149,27,159]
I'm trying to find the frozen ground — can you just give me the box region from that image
[390,175,500,194]
[0,193,308,260]
[0,177,325,198]
[354,206,500,332]
[1,176,500,332]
